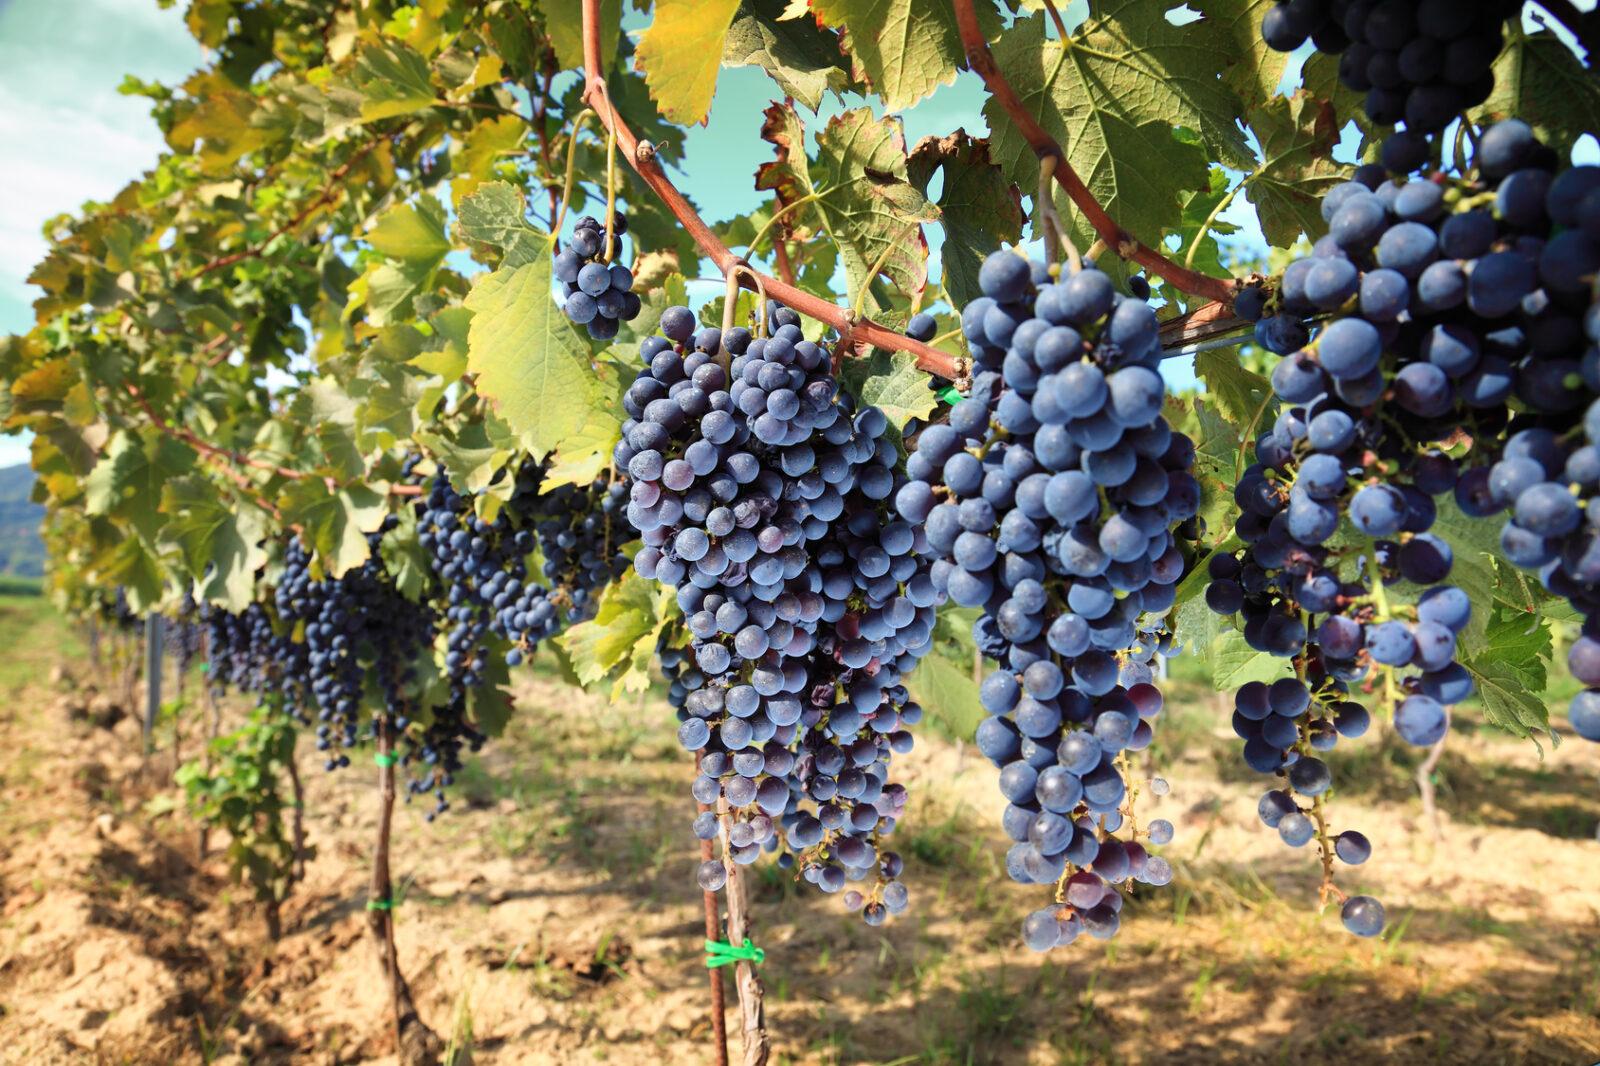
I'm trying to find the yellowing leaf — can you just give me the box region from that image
[464,255,599,459]
[811,0,985,111]
[636,0,744,126]
[365,193,451,262]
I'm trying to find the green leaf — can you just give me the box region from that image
[365,193,452,262]
[83,428,197,543]
[1243,91,1352,247]
[1203,0,1292,114]
[1429,495,1511,651]
[457,181,548,270]
[161,476,270,612]
[351,39,437,122]
[723,0,853,111]
[416,421,512,495]
[557,570,680,699]
[451,115,527,210]
[986,9,1252,261]
[537,0,622,71]
[1210,630,1293,690]
[907,131,1024,309]
[1194,348,1274,426]
[277,480,387,578]
[1461,608,1554,740]
[810,0,992,111]
[839,349,937,432]
[465,253,600,460]
[815,109,937,300]
[1474,23,1600,154]
[635,0,745,126]
[904,652,984,743]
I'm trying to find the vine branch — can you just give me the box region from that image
[576,0,959,380]
[950,0,1238,305]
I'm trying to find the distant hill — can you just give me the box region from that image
[0,464,45,577]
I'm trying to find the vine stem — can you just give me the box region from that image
[695,753,730,1066]
[715,800,770,1066]
[368,713,443,1065]
[949,0,1237,305]
[576,0,958,380]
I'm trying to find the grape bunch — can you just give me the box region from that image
[897,249,1195,950]
[411,458,630,813]
[554,213,642,341]
[273,529,437,773]
[1261,0,1519,162]
[1198,116,1600,930]
[621,302,935,922]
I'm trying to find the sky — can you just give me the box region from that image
[0,0,203,465]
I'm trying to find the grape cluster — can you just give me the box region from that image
[1261,0,1518,158]
[554,213,642,341]
[1201,116,1600,931]
[273,529,437,773]
[621,302,934,922]
[897,249,1194,950]
[411,457,630,813]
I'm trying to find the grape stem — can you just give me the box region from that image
[1037,155,1082,274]
[949,0,1238,306]
[576,0,958,380]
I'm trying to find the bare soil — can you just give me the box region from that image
[0,597,1597,1065]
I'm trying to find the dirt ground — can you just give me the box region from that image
[0,592,1597,1065]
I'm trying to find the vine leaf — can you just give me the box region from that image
[1244,91,1351,247]
[840,349,937,433]
[724,0,853,112]
[904,653,984,742]
[636,0,745,126]
[810,0,998,112]
[537,0,621,72]
[457,181,546,269]
[1474,23,1600,152]
[1194,349,1273,426]
[558,570,681,699]
[452,116,526,209]
[907,131,1023,309]
[1202,0,1292,114]
[1461,607,1554,740]
[83,429,197,544]
[987,8,1252,260]
[416,420,510,496]
[160,475,270,612]
[464,253,599,460]
[755,103,818,228]
[349,39,438,122]
[1210,630,1292,689]
[815,109,937,301]
[277,480,387,578]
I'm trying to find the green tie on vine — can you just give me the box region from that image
[704,938,764,969]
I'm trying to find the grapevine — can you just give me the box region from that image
[4,0,1598,1061]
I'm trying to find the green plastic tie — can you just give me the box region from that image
[937,385,964,405]
[366,897,394,911]
[373,752,398,767]
[704,938,764,969]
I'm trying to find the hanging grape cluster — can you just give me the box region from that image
[897,249,1194,950]
[620,302,935,923]
[554,213,643,340]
